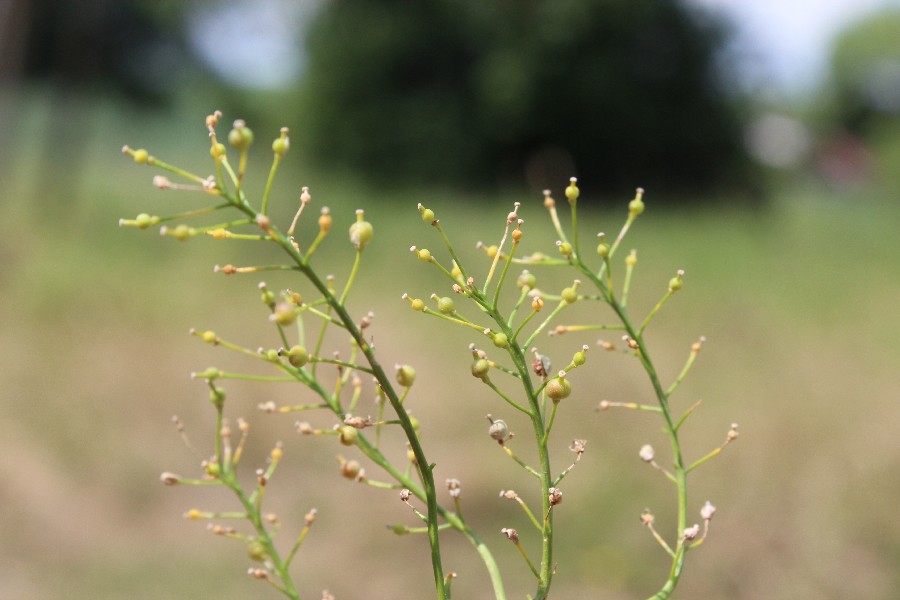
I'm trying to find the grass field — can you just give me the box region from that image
[2,89,899,599]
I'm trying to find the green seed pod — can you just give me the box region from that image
[228,121,254,150]
[416,248,432,261]
[557,242,573,257]
[272,135,290,156]
[565,178,580,203]
[561,287,578,304]
[492,332,509,348]
[471,358,490,380]
[205,459,221,478]
[451,263,463,281]
[485,245,499,259]
[338,425,358,446]
[200,368,223,381]
[411,298,426,312]
[669,271,684,292]
[546,376,572,403]
[629,188,646,217]
[597,242,610,258]
[408,413,421,431]
[419,204,435,223]
[132,149,149,164]
[437,296,455,314]
[396,364,416,387]
[173,224,192,241]
[349,220,374,250]
[287,345,309,367]
[247,540,267,562]
[201,330,217,344]
[209,142,227,159]
[265,349,279,362]
[135,213,154,229]
[390,523,408,535]
[273,302,297,326]
[517,270,537,289]
[260,289,275,307]
[573,348,587,366]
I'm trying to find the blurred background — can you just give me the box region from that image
[2,0,899,598]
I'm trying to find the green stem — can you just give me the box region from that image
[575,260,688,600]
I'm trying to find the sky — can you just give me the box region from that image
[687,0,900,96]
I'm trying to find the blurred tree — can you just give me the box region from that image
[297,0,753,198]
[828,8,900,134]
[824,8,900,192]
[3,0,189,102]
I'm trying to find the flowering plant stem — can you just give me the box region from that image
[124,116,734,600]
[572,244,687,600]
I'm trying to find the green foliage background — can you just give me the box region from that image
[296,0,752,196]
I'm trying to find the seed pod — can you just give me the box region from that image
[488,419,510,442]
[471,359,490,380]
[517,270,537,289]
[349,220,374,250]
[287,345,309,367]
[546,375,572,403]
[395,364,416,387]
[337,425,358,446]
[247,540,267,562]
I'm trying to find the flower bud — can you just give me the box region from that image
[557,241,573,258]
[315,208,332,234]
[561,286,578,304]
[669,269,684,292]
[639,444,655,462]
